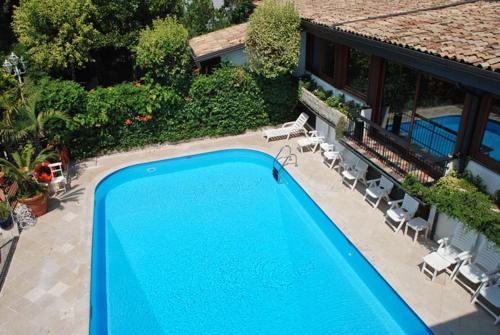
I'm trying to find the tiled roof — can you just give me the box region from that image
[189,23,247,61]
[189,1,500,72]
[294,0,500,72]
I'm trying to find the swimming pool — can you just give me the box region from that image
[399,115,500,160]
[91,149,432,334]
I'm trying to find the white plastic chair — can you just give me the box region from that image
[297,130,325,153]
[472,275,500,325]
[385,194,419,233]
[421,223,478,280]
[452,239,500,292]
[263,113,309,142]
[341,160,368,191]
[49,162,68,193]
[364,175,394,208]
[322,143,345,169]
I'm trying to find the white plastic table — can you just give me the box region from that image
[405,217,429,243]
[422,252,452,281]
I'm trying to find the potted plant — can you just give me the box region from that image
[0,201,12,229]
[0,144,56,217]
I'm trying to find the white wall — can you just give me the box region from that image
[465,160,500,195]
[220,48,247,66]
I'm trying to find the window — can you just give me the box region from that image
[477,98,500,164]
[199,57,221,74]
[306,34,335,84]
[381,61,467,157]
[346,48,370,97]
[382,61,418,116]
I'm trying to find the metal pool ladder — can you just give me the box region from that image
[272,145,297,182]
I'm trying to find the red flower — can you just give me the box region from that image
[124,119,132,125]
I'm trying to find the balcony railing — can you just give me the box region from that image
[344,117,450,184]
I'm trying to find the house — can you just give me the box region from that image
[189,0,500,189]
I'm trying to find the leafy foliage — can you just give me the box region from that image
[13,0,99,78]
[92,0,184,48]
[181,66,269,137]
[0,95,70,150]
[182,0,216,37]
[0,143,56,198]
[246,0,300,79]
[56,66,296,159]
[134,18,192,91]
[403,173,500,246]
[218,0,253,24]
[256,75,299,124]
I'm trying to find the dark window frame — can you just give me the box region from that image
[343,47,371,101]
[471,95,500,173]
[305,33,336,86]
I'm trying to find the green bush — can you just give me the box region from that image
[245,0,300,79]
[180,66,269,137]
[34,78,87,117]
[403,173,500,246]
[70,82,179,157]
[134,17,192,91]
[256,75,299,124]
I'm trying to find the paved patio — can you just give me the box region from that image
[0,130,496,334]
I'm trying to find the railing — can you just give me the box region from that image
[386,110,456,157]
[344,117,451,183]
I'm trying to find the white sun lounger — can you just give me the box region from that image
[263,112,309,142]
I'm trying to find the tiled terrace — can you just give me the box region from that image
[0,130,496,334]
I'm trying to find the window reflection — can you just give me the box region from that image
[346,48,370,96]
[479,98,500,162]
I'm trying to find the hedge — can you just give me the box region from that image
[38,66,298,159]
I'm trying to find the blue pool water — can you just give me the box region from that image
[399,115,500,159]
[91,149,432,334]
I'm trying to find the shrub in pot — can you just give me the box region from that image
[0,201,13,229]
[0,144,55,217]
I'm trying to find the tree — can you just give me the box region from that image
[182,0,215,37]
[12,0,98,79]
[0,96,70,149]
[92,0,184,48]
[218,0,253,25]
[134,17,192,91]
[245,0,300,79]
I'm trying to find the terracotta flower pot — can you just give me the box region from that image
[18,192,48,217]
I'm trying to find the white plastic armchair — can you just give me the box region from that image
[385,194,419,233]
[341,160,369,191]
[471,274,500,324]
[452,239,500,292]
[323,143,346,169]
[297,130,325,153]
[364,175,394,208]
[48,162,68,193]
